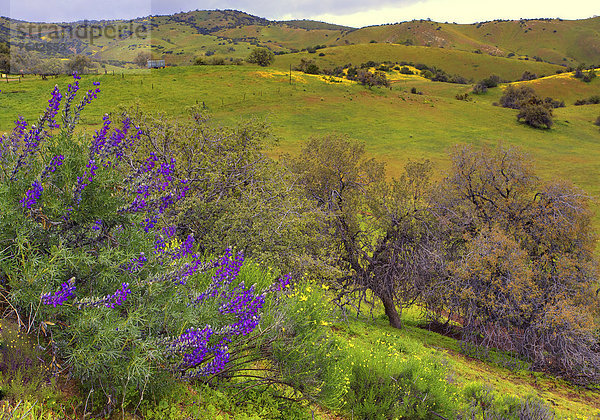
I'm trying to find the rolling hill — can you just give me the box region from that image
[1,10,599,71]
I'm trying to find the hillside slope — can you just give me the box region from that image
[1,11,599,69]
[335,17,600,65]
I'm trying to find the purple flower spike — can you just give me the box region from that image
[41,154,64,179]
[20,180,43,209]
[105,283,131,308]
[42,278,76,307]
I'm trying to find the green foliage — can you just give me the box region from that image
[340,324,459,420]
[126,109,321,274]
[247,48,275,67]
[0,320,59,404]
[266,282,350,409]
[346,360,457,420]
[66,55,93,74]
[516,102,553,128]
[461,383,555,419]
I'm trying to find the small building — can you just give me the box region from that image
[147,59,165,69]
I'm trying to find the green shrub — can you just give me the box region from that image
[517,103,553,128]
[0,320,59,403]
[345,358,457,419]
[461,383,555,419]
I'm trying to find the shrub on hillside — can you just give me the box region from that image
[246,47,274,67]
[472,82,488,94]
[355,69,390,88]
[428,144,600,384]
[479,74,501,88]
[499,85,536,108]
[574,95,600,105]
[0,75,330,413]
[517,102,554,128]
[520,71,538,81]
[294,58,320,74]
[582,69,596,83]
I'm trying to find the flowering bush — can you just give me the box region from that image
[0,74,296,413]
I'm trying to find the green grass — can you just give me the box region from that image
[1,64,599,210]
[273,43,564,81]
[333,305,600,419]
[332,17,600,65]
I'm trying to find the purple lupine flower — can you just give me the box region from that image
[172,234,195,260]
[91,219,102,231]
[155,254,216,285]
[20,180,43,209]
[121,253,148,273]
[89,114,111,158]
[10,116,28,145]
[196,249,244,302]
[42,278,76,307]
[40,154,64,179]
[118,152,189,233]
[105,283,131,308]
[163,225,177,238]
[46,85,62,129]
[76,282,131,309]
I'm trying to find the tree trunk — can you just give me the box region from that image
[380,294,403,329]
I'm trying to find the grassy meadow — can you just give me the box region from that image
[2,64,598,202]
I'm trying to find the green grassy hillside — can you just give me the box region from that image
[334,17,600,65]
[273,43,564,80]
[1,65,598,205]
[2,12,599,70]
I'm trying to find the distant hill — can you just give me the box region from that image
[334,17,600,66]
[273,43,565,81]
[1,10,599,70]
[279,20,355,31]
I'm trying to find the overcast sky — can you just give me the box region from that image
[2,0,598,26]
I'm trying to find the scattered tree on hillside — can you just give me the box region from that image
[294,58,320,74]
[517,102,553,128]
[428,144,600,383]
[35,59,65,75]
[0,42,9,73]
[134,51,152,68]
[288,135,435,329]
[66,55,93,74]
[582,69,596,83]
[499,85,561,129]
[595,115,600,129]
[472,75,501,94]
[520,70,537,81]
[246,47,275,67]
[499,85,536,109]
[355,69,390,88]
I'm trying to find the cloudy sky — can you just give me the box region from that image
[2,0,598,26]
